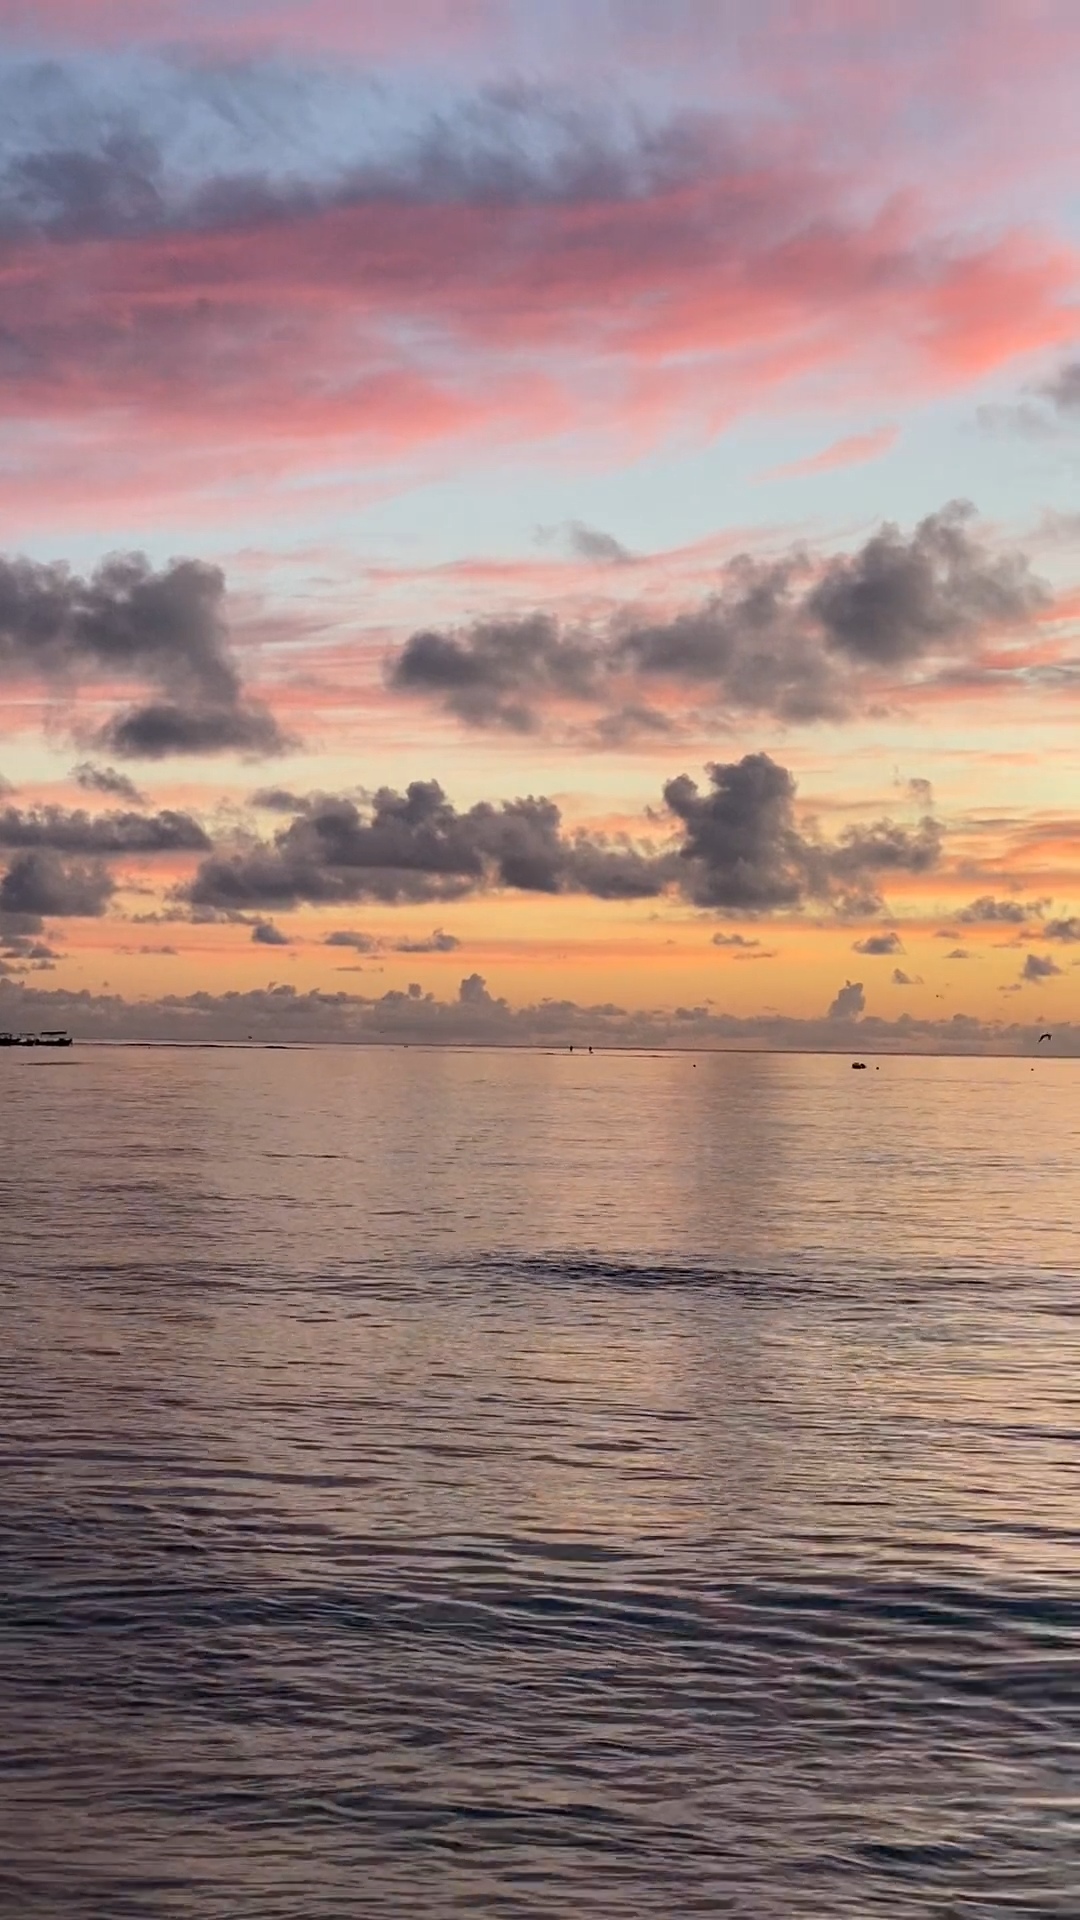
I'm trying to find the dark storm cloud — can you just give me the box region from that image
[388,506,1045,733]
[827,980,865,1019]
[0,803,210,854]
[853,931,904,955]
[71,762,145,802]
[1021,953,1061,981]
[0,850,114,918]
[184,755,941,921]
[0,551,288,759]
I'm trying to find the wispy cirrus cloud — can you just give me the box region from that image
[0,67,1073,517]
[763,425,897,482]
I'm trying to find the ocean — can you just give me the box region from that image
[2,1045,1077,1917]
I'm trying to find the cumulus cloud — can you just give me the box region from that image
[1021,952,1061,981]
[891,968,923,986]
[251,918,289,946]
[0,850,114,918]
[852,930,904,955]
[827,979,865,1019]
[1043,916,1080,942]
[664,753,940,913]
[392,928,461,953]
[956,895,1034,924]
[324,929,380,952]
[182,754,941,923]
[0,551,288,759]
[946,947,972,959]
[387,505,1046,734]
[389,613,600,732]
[71,762,145,802]
[186,778,672,911]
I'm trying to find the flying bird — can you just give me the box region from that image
[1038,1032,1052,1043]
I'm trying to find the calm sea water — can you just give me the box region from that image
[2,1046,1078,1918]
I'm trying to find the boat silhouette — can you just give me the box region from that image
[0,1030,73,1048]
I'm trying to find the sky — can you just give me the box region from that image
[1,0,1080,1048]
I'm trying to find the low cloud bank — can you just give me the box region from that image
[0,973,1073,1055]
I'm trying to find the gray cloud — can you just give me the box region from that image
[0,81,715,246]
[806,502,1044,666]
[186,778,671,911]
[891,968,923,986]
[1021,953,1061,981]
[0,551,288,759]
[1040,360,1080,413]
[391,928,461,953]
[325,929,380,952]
[0,803,209,854]
[388,505,1045,734]
[946,947,971,959]
[183,755,941,923]
[564,521,634,565]
[101,701,286,760]
[827,980,865,1020]
[1043,916,1080,942]
[7,967,1080,1055]
[389,614,600,733]
[251,787,311,813]
[71,761,145,802]
[251,918,289,946]
[956,895,1032,924]
[664,754,940,913]
[852,930,904,955]
[0,850,114,918]
[711,932,760,948]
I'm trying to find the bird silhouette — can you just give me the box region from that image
[1038,1032,1052,1043]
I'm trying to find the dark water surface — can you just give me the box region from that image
[2,1046,1078,1917]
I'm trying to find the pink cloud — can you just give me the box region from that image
[764,425,898,482]
[0,152,1073,523]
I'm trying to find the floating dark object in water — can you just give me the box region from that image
[851,1060,867,1069]
[1038,1032,1052,1043]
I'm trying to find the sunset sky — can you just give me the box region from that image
[2,0,1080,1047]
